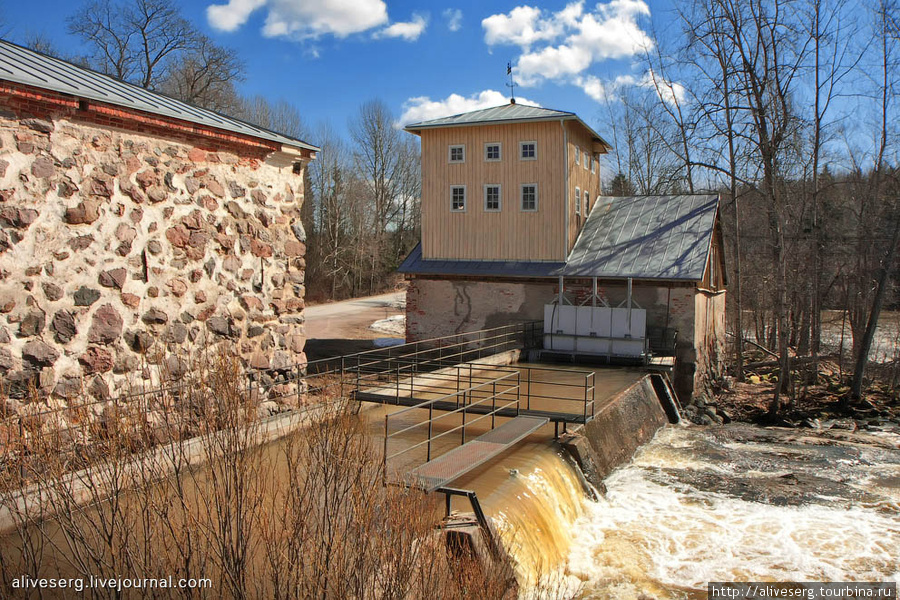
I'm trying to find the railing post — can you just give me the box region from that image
[427,402,434,461]
[491,381,496,429]
[583,374,589,423]
[395,359,400,405]
[516,373,521,416]
[296,364,302,405]
[527,368,532,411]
[340,356,345,398]
[383,415,389,485]
[461,402,467,445]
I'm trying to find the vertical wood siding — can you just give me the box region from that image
[420,121,566,261]
[564,121,604,253]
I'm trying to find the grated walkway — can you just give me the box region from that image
[404,416,549,492]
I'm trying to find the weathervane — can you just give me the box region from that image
[506,62,517,103]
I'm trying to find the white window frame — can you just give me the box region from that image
[519,140,537,161]
[520,183,538,212]
[449,144,465,164]
[484,184,502,212]
[584,190,590,215]
[574,146,580,165]
[591,156,596,174]
[584,150,590,171]
[484,142,502,162]
[575,187,581,216]
[450,185,467,212]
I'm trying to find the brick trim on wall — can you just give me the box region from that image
[0,80,281,159]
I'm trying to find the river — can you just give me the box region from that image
[446,421,900,599]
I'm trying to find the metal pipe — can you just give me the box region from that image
[627,277,633,334]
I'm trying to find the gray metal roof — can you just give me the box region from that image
[399,195,719,282]
[0,39,318,152]
[564,195,719,281]
[397,243,566,277]
[404,102,611,150]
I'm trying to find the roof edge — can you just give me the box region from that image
[404,106,611,151]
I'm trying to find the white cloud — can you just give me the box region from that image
[575,74,635,102]
[482,6,561,48]
[443,8,463,32]
[483,0,653,98]
[399,90,540,125]
[638,69,686,105]
[207,0,267,32]
[207,0,390,40]
[574,70,685,106]
[375,13,428,41]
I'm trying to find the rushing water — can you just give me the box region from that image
[447,422,900,599]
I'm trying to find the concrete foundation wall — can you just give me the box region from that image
[561,375,670,488]
[0,109,307,405]
[406,278,556,339]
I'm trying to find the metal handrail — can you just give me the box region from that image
[382,371,521,481]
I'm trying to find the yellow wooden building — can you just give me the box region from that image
[400,101,727,402]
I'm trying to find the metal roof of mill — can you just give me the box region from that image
[0,39,318,152]
[404,102,611,149]
[564,195,719,280]
[398,195,720,282]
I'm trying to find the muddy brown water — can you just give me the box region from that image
[3,362,899,599]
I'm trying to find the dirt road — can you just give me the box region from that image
[305,289,404,338]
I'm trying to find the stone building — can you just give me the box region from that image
[400,101,726,401]
[0,40,316,404]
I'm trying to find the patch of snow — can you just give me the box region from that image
[370,314,405,336]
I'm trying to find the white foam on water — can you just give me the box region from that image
[567,428,900,599]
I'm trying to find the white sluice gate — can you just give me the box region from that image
[543,278,647,358]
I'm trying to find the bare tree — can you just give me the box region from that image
[237,96,306,140]
[850,0,900,400]
[349,100,420,293]
[159,35,244,112]
[67,0,244,103]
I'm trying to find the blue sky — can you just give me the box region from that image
[3,0,668,140]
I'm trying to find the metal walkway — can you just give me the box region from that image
[405,415,549,492]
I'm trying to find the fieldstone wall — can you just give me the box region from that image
[0,112,307,407]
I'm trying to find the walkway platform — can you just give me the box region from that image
[404,415,549,492]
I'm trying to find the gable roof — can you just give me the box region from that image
[0,39,318,153]
[399,195,721,283]
[565,195,720,280]
[404,102,611,151]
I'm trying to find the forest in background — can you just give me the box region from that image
[595,0,900,412]
[9,0,900,410]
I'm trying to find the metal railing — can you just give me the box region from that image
[0,321,558,488]
[352,359,595,423]
[382,370,521,484]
